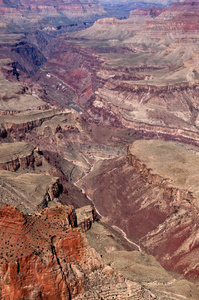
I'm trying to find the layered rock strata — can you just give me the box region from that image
[78,140,199,282]
[0,204,155,300]
[0,171,62,213]
[0,110,58,138]
[0,0,105,25]
[76,205,97,232]
[0,142,34,171]
[53,2,199,148]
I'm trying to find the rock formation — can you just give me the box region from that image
[0,142,34,171]
[78,140,199,283]
[1,0,199,298]
[0,204,155,300]
[76,205,97,232]
[0,0,105,28]
[0,171,63,213]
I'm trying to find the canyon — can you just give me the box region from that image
[79,140,199,281]
[1,0,199,299]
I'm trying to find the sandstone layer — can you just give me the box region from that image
[0,171,62,214]
[0,142,34,171]
[0,0,105,31]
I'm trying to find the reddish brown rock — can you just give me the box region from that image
[0,0,105,22]
[0,205,155,299]
[78,140,199,283]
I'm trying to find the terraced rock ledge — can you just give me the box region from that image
[129,140,199,207]
[0,142,34,171]
[0,171,62,214]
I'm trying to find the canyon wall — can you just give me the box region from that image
[0,0,105,25]
[78,140,199,281]
[0,204,155,300]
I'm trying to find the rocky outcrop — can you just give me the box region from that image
[0,142,34,171]
[85,77,199,147]
[76,205,97,232]
[0,110,58,139]
[143,1,199,36]
[0,141,67,213]
[75,17,136,40]
[0,204,155,300]
[0,171,63,213]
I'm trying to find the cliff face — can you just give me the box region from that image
[0,0,105,24]
[143,1,199,36]
[11,41,47,76]
[78,140,199,282]
[76,205,97,232]
[86,80,199,147]
[0,204,154,300]
[0,142,34,172]
[3,0,199,296]
[0,110,57,138]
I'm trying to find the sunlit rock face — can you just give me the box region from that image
[2,0,199,298]
[0,0,105,24]
[0,205,155,300]
[56,0,199,148]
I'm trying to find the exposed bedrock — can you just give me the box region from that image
[78,140,199,282]
[0,110,58,139]
[11,41,47,76]
[76,205,97,232]
[0,39,47,78]
[37,39,104,108]
[0,204,155,300]
[85,80,199,147]
[0,142,34,172]
[0,0,105,24]
[0,171,63,214]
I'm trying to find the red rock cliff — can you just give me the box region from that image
[0,205,154,299]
